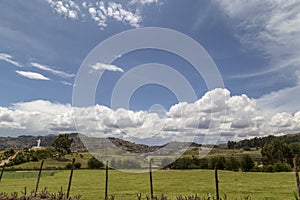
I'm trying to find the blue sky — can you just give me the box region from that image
[1,0,300,144]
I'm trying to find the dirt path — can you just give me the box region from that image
[0,151,20,166]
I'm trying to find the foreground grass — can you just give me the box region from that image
[0,169,297,200]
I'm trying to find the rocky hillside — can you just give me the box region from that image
[0,133,161,153]
[0,133,84,151]
[0,134,57,150]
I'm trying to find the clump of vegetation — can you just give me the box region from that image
[87,157,104,169]
[0,188,81,200]
[52,134,73,156]
[66,162,82,169]
[1,149,15,160]
[6,149,56,167]
[166,156,255,172]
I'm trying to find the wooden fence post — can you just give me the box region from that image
[294,157,300,199]
[215,165,219,200]
[67,158,75,199]
[35,160,44,195]
[149,159,154,200]
[105,160,109,200]
[0,163,6,182]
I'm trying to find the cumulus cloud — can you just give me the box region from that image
[47,0,143,28]
[15,70,50,80]
[87,1,141,28]
[1,88,300,143]
[0,53,23,68]
[91,63,124,73]
[31,62,74,78]
[47,0,80,20]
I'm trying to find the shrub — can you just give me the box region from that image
[259,163,292,172]
[74,162,81,169]
[198,158,209,169]
[261,164,274,172]
[225,157,240,171]
[31,155,39,162]
[3,149,15,158]
[210,156,226,170]
[88,157,104,169]
[66,163,73,169]
[240,154,255,172]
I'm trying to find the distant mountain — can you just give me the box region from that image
[0,133,84,151]
[2,133,299,152]
[0,134,57,150]
[0,133,203,155]
[107,137,160,153]
[0,133,161,153]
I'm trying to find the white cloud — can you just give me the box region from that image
[47,0,142,28]
[256,84,300,114]
[214,0,300,74]
[0,53,23,68]
[214,0,300,114]
[91,63,124,73]
[16,70,50,80]
[129,0,160,5]
[2,88,300,143]
[31,62,74,78]
[47,0,80,20]
[61,81,73,86]
[88,2,141,28]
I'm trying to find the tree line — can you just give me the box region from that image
[163,155,256,172]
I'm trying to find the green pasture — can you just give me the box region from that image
[0,170,58,179]
[0,169,297,200]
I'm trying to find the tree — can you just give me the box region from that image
[240,154,254,172]
[210,156,226,170]
[74,162,81,169]
[4,149,15,158]
[88,157,104,169]
[199,158,209,169]
[289,142,300,199]
[227,141,237,149]
[290,143,300,165]
[261,139,292,165]
[225,157,240,171]
[52,134,73,155]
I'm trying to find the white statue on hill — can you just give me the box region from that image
[37,139,41,148]
[32,139,42,149]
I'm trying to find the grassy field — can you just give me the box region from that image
[0,169,297,200]
[1,170,58,179]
